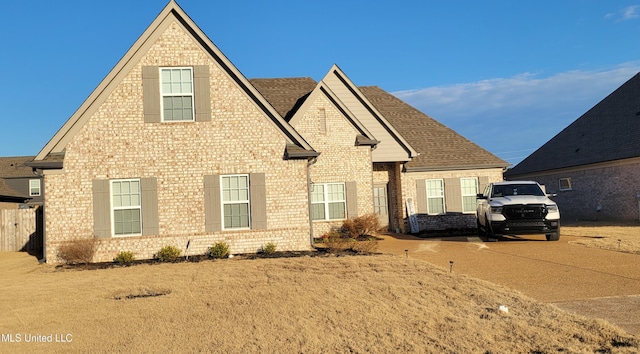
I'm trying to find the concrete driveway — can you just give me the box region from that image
[377,232,640,336]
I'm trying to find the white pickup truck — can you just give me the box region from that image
[476,181,560,241]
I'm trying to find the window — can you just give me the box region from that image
[221,175,250,229]
[426,179,445,215]
[461,178,478,213]
[29,179,41,196]
[559,178,572,191]
[160,67,194,121]
[111,179,142,236]
[311,183,346,221]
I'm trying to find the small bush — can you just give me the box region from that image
[262,242,277,255]
[57,238,97,264]
[322,229,355,253]
[114,251,136,264]
[156,245,182,262]
[341,213,381,239]
[352,237,379,254]
[209,241,230,259]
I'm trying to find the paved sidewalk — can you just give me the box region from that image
[376,232,640,336]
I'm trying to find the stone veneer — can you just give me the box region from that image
[44,21,312,263]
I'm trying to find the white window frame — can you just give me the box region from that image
[110,179,142,237]
[460,177,479,214]
[160,67,195,122]
[29,179,41,196]
[426,179,445,215]
[559,178,572,191]
[221,174,251,230]
[311,182,346,221]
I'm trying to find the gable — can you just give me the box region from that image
[321,66,416,163]
[251,77,378,148]
[35,1,315,162]
[507,72,640,177]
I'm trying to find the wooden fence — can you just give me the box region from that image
[0,208,43,255]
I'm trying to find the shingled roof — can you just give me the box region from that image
[358,86,508,171]
[0,156,36,178]
[506,72,640,177]
[249,78,317,121]
[0,179,29,200]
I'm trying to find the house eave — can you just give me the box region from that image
[405,163,509,173]
[284,144,320,159]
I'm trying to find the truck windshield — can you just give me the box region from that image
[491,184,544,197]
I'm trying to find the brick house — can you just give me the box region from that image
[505,72,640,222]
[32,1,506,263]
[251,68,508,235]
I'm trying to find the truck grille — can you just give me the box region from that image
[503,204,547,220]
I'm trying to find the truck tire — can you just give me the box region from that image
[545,232,560,241]
[477,219,485,237]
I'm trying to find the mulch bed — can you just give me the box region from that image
[54,247,368,271]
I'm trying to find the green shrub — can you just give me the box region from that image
[114,251,136,264]
[209,241,230,259]
[262,242,277,255]
[156,245,182,262]
[57,238,97,264]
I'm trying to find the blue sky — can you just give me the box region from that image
[2,1,640,166]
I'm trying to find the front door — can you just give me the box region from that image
[373,183,389,230]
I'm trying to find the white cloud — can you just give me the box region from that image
[392,63,640,165]
[605,5,640,21]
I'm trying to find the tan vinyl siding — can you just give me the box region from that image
[345,181,358,218]
[92,179,111,238]
[322,74,410,162]
[249,173,267,229]
[142,66,161,123]
[204,175,221,232]
[193,65,211,122]
[140,178,159,235]
[444,178,462,213]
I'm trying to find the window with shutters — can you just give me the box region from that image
[111,179,142,236]
[311,183,346,221]
[221,174,250,229]
[426,179,445,215]
[160,67,194,121]
[460,177,479,213]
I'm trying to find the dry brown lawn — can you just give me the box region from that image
[1,245,638,353]
[565,221,640,255]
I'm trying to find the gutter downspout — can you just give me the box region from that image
[307,157,318,248]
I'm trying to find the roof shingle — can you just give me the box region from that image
[358,86,508,171]
[506,72,640,176]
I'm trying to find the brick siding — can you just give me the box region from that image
[44,21,312,263]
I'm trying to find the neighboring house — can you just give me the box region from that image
[31,1,506,263]
[505,72,640,222]
[0,156,42,209]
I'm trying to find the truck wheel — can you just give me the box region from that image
[477,219,485,237]
[545,232,560,241]
[485,217,494,238]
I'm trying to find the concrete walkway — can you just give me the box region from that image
[377,232,640,336]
